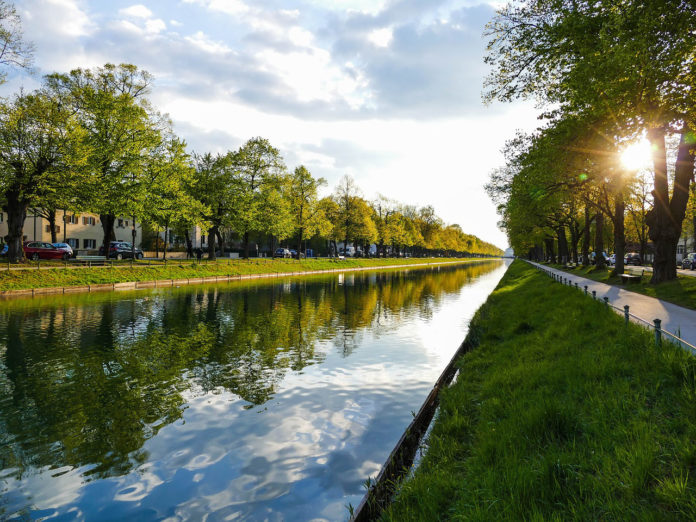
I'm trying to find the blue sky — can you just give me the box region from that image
[6,0,539,248]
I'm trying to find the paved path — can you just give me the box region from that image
[640,265,696,278]
[528,261,696,352]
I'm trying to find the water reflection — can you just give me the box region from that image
[0,261,506,520]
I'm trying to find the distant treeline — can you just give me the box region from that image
[0,63,502,261]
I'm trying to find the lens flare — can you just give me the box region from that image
[620,139,653,171]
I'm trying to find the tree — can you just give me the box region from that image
[0,1,32,83]
[288,166,327,256]
[0,90,86,262]
[190,152,233,260]
[485,0,696,281]
[142,136,208,260]
[334,175,361,252]
[46,64,163,258]
[228,137,287,258]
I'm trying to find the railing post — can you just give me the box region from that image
[575,282,578,289]
[592,290,596,300]
[624,305,629,325]
[584,285,588,295]
[654,319,662,347]
[603,296,609,308]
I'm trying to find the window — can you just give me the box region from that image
[45,225,61,233]
[678,245,686,254]
[125,220,129,227]
[67,238,79,249]
[83,239,96,249]
[82,216,96,226]
[201,235,206,245]
[0,212,3,223]
[65,214,78,224]
[118,219,124,228]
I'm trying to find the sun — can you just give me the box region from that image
[620,139,653,171]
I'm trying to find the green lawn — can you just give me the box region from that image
[0,257,487,292]
[382,260,696,520]
[550,263,696,311]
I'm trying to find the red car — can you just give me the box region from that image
[23,241,71,260]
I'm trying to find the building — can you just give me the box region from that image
[677,234,695,262]
[0,209,142,254]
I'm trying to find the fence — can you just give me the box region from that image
[529,261,696,355]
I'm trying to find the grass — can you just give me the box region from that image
[381,260,696,520]
[0,257,486,292]
[550,263,696,311]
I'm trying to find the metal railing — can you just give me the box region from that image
[528,261,696,355]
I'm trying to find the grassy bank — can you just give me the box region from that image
[382,260,696,520]
[0,257,488,292]
[550,263,696,311]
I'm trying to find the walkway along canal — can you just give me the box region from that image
[0,260,508,520]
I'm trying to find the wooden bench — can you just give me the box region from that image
[620,267,644,284]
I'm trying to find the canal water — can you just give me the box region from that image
[0,260,508,521]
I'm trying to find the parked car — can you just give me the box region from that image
[23,241,70,260]
[99,241,144,259]
[590,251,609,264]
[339,246,356,257]
[682,252,696,270]
[274,248,291,258]
[625,252,642,266]
[0,244,7,256]
[52,242,74,258]
[608,254,616,266]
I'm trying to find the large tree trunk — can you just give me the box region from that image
[582,206,591,266]
[297,227,304,259]
[208,225,218,260]
[595,212,606,269]
[163,226,168,261]
[100,214,116,258]
[131,218,137,259]
[612,192,626,276]
[647,128,696,282]
[216,229,224,258]
[569,222,579,264]
[243,231,250,259]
[47,210,57,243]
[5,190,27,263]
[184,229,193,259]
[544,237,556,263]
[557,226,568,264]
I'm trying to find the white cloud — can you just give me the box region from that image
[182,0,249,16]
[145,18,167,34]
[184,31,233,55]
[24,0,93,37]
[368,27,393,48]
[3,0,539,248]
[119,4,153,19]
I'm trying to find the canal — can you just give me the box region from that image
[0,260,508,520]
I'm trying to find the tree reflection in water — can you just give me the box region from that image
[0,262,499,486]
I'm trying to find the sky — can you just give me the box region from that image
[4,0,540,249]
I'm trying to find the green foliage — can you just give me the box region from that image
[0,89,88,261]
[485,0,696,279]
